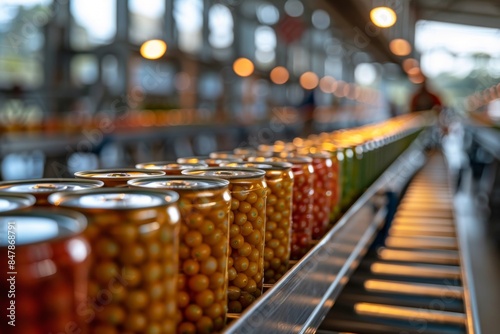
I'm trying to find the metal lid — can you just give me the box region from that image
[0,193,36,212]
[74,169,165,179]
[209,151,242,160]
[176,156,209,164]
[128,176,229,190]
[135,161,208,171]
[204,157,244,166]
[0,178,104,193]
[220,161,292,171]
[182,167,265,179]
[0,208,87,246]
[248,156,312,164]
[49,188,178,210]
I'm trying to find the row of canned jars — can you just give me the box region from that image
[0,113,429,334]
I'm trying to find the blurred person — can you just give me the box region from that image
[410,77,443,113]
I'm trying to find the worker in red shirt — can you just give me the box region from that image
[410,77,443,112]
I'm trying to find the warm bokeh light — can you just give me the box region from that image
[299,71,319,90]
[389,38,412,56]
[233,57,255,77]
[402,58,419,73]
[409,74,425,84]
[333,80,347,97]
[319,76,335,93]
[270,66,290,84]
[370,7,397,28]
[140,39,167,60]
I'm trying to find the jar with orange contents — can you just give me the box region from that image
[0,179,103,206]
[128,176,231,333]
[135,161,208,175]
[49,188,180,334]
[220,162,293,284]
[74,169,165,187]
[0,208,91,334]
[182,168,267,313]
[249,156,314,260]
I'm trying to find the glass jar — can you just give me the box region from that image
[0,208,90,334]
[128,176,231,333]
[183,168,267,313]
[49,188,180,334]
[249,156,314,260]
[305,153,334,240]
[74,169,165,187]
[0,179,104,206]
[135,161,208,175]
[221,162,293,284]
[0,193,35,212]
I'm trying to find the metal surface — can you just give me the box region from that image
[222,135,427,334]
[318,151,479,334]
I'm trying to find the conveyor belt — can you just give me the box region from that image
[318,153,471,334]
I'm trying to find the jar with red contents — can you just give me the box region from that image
[135,161,208,175]
[301,152,334,240]
[249,156,314,260]
[0,208,90,334]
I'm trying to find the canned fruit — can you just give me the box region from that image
[49,189,180,334]
[182,168,267,313]
[128,176,231,333]
[221,162,293,284]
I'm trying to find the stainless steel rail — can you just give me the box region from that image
[222,132,428,334]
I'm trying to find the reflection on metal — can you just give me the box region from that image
[353,302,466,325]
[370,262,461,279]
[363,279,463,298]
[385,235,458,250]
[222,135,427,334]
[392,216,454,226]
[388,226,456,237]
[395,210,454,219]
[378,248,460,265]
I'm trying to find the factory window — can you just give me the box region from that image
[174,0,203,54]
[0,0,50,88]
[255,26,276,68]
[129,0,165,44]
[71,0,116,50]
[208,4,233,49]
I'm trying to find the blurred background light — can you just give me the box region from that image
[140,39,167,59]
[389,38,412,56]
[300,71,319,90]
[370,7,397,28]
[233,58,255,77]
[270,66,290,84]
